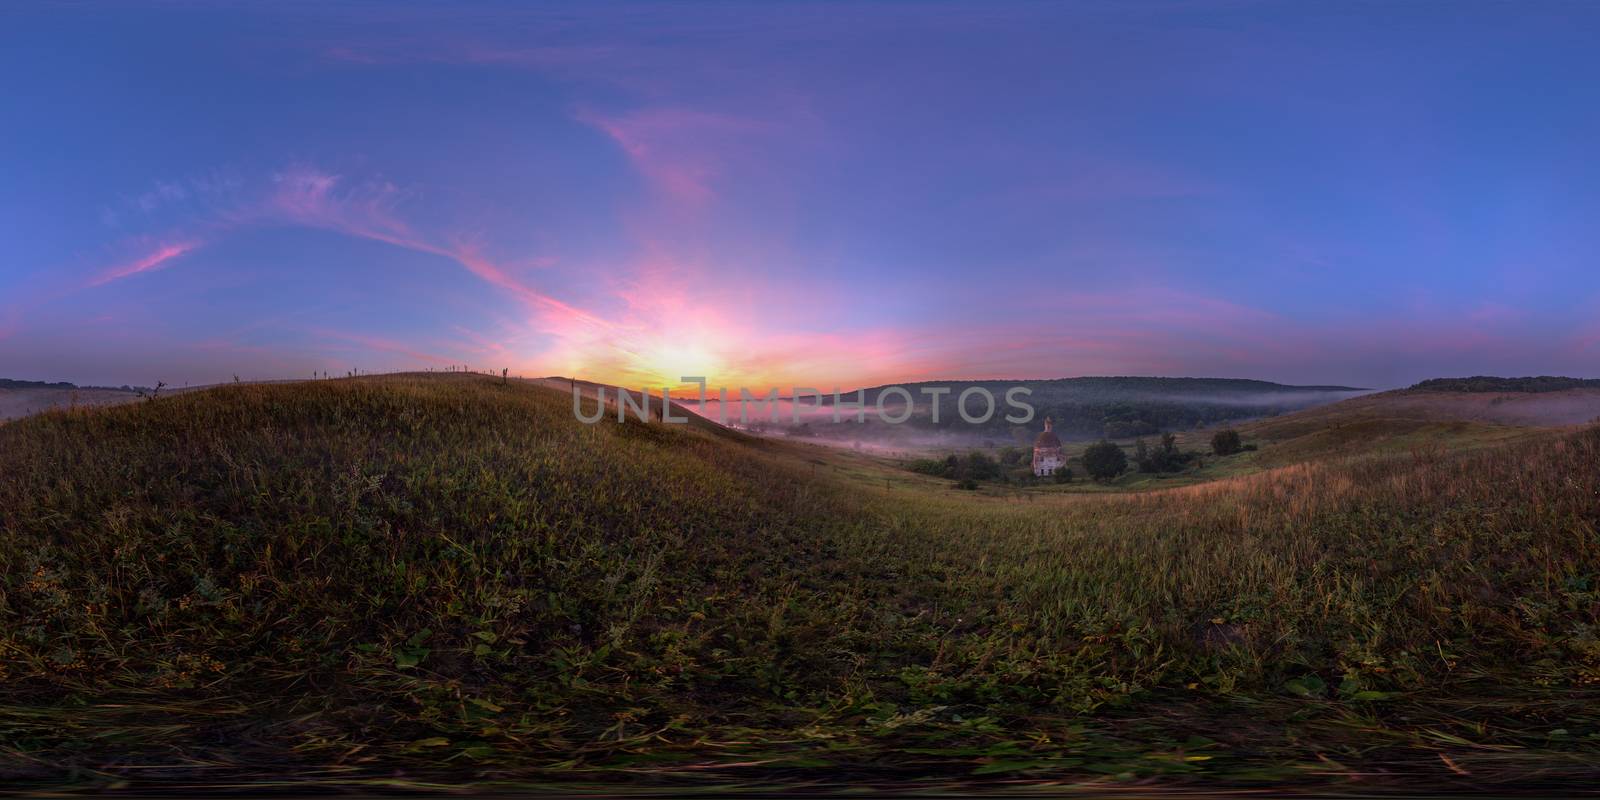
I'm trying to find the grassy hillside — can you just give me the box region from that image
[1232,387,1600,468]
[1410,376,1600,393]
[3,374,1600,791]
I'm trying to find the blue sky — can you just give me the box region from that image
[3,1,1598,389]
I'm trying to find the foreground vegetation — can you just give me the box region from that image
[2,374,1599,792]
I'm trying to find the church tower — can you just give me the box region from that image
[1032,417,1065,476]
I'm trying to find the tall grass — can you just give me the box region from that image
[1,373,1597,789]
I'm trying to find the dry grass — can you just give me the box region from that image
[2,373,1598,792]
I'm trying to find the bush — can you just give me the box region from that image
[1211,428,1243,456]
[962,451,1000,480]
[997,445,1026,466]
[1052,466,1073,484]
[1134,432,1199,473]
[1082,440,1127,481]
[908,451,1000,482]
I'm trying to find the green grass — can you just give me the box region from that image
[3,373,1600,792]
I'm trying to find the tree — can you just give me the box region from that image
[961,451,1000,480]
[1211,428,1243,456]
[1052,466,1074,484]
[1137,431,1194,473]
[1082,440,1127,481]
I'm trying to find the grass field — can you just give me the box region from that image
[3,373,1599,792]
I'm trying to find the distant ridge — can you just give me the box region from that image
[750,375,1370,441]
[0,378,75,390]
[0,377,150,392]
[1409,376,1600,393]
[851,376,1365,397]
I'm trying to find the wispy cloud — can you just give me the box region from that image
[59,164,647,383]
[576,107,766,206]
[78,164,611,333]
[260,165,612,331]
[88,239,203,287]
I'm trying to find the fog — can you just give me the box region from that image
[689,383,1376,454]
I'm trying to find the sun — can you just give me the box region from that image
[637,340,726,389]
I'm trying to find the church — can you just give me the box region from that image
[1032,417,1065,476]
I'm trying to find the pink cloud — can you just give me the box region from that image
[67,164,619,380]
[449,325,514,359]
[264,165,411,242]
[88,239,204,287]
[259,166,611,332]
[576,107,765,205]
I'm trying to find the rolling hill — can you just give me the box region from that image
[1234,383,1600,467]
[2,373,1599,791]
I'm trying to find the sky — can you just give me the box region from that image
[2,1,1598,391]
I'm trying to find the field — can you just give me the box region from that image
[2,373,1599,792]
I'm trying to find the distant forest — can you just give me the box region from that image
[0,379,76,390]
[0,378,146,392]
[1409,376,1600,393]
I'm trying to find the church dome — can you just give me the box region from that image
[1033,417,1062,449]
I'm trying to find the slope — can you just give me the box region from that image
[1233,386,1600,467]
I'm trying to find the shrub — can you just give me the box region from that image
[962,451,1000,480]
[1135,432,1197,473]
[909,451,1000,482]
[1211,428,1243,456]
[997,445,1029,466]
[1052,466,1073,484]
[1082,440,1127,481]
